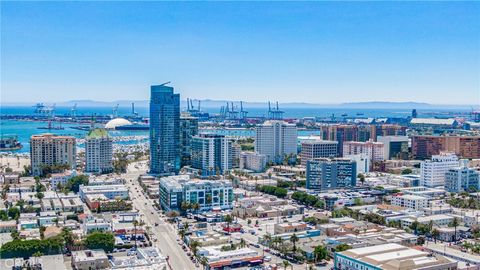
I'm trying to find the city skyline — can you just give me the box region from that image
[2,2,479,105]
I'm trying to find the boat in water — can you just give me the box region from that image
[0,135,23,151]
[37,121,64,130]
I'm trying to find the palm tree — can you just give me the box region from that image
[178,228,186,241]
[181,201,191,213]
[198,256,208,269]
[410,221,420,235]
[282,260,291,270]
[274,236,283,251]
[451,217,460,242]
[431,228,440,244]
[224,214,233,233]
[189,240,200,256]
[133,219,144,249]
[192,203,200,214]
[239,238,246,248]
[263,233,272,247]
[290,233,299,252]
[32,251,43,266]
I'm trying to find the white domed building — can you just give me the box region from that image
[104,118,132,130]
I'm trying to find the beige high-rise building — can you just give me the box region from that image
[30,134,76,176]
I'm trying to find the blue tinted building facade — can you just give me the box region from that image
[150,84,180,175]
[306,158,357,191]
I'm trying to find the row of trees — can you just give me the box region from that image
[38,164,71,177]
[0,229,114,259]
[0,235,65,258]
[447,193,480,210]
[291,191,324,209]
[277,180,306,189]
[180,201,201,213]
[258,185,288,198]
[84,232,115,253]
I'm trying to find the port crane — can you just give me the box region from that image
[70,103,77,119]
[267,101,284,120]
[112,104,119,118]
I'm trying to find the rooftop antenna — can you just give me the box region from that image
[187,98,190,111]
[198,100,201,111]
[160,81,171,86]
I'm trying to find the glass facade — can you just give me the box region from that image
[149,85,180,175]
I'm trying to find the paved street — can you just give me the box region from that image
[124,162,196,270]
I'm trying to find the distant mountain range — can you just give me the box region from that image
[3,99,475,110]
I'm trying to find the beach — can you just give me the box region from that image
[0,155,30,173]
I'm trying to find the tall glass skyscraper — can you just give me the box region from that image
[150,84,180,175]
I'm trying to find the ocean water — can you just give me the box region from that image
[0,105,470,154]
[0,120,148,153]
[1,105,468,119]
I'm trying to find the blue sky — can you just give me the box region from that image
[1,2,479,105]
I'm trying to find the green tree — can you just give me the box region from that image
[290,233,299,252]
[410,221,420,235]
[8,207,20,220]
[283,260,291,270]
[334,243,351,252]
[0,210,8,221]
[35,192,44,200]
[189,240,200,256]
[64,175,89,193]
[10,230,20,240]
[313,245,327,263]
[431,229,440,244]
[450,217,460,242]
[84,232,115,253]
[224,214,234,232]
[358,173,365,185]
[0,237,64,259]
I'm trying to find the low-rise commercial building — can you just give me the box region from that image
[334,243,457,270]
[401,214,454,229]
[391,194,429,211]
[198,246,262,269]
[78,184,129,201]
[232,195,303,218]
[71,250,109,270]
[274,222,308,234]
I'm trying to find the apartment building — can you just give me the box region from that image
[30,134,76,176]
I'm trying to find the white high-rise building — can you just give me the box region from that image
[345,154,370,174]
[191,134,233,176]
[445,159,480,193]
[420,152,459,187]
[30,134,76,176]
[255,121,297,164]
[239,152,267,172]
[85,129,113,174]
